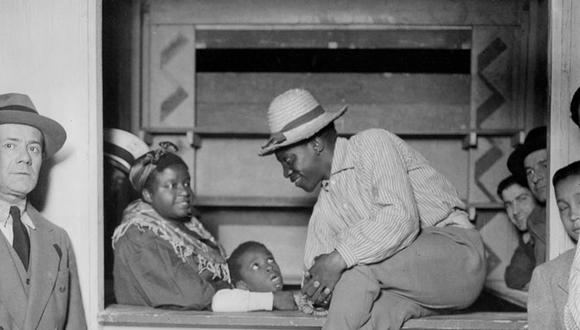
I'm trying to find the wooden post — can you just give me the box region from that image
[548,0,580,259]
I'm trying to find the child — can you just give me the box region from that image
[112,142,231,310]
[212,241,326,315]
[528,160,580,329]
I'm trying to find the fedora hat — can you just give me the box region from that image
[104,128,150,174]
[0,93,66,157]
[259,89,347,156]
[507,126,547,177]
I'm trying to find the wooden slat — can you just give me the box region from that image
[194,138,468,201]
[195,29,471,49]
[196,195,316,208]
[146,0,521,26]
[196,73,471,133]
[141,126,522,138]
[99,305,527,329]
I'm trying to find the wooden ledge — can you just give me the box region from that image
[99,305,527,329]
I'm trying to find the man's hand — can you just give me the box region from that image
[302,250,347,305]
[273,291,297,310]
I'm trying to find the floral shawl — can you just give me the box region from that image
[112,199,230,282]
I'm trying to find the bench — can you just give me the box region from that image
[99,305,527,330]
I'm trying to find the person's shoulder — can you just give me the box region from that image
[534,248,575,277]
[352,128,391,140]
[27,205,68,233]
[114,223,165,248]
[349,128,399,147]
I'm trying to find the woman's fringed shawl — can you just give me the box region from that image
[112,199,230,282]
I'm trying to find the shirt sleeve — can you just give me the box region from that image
[115,229,218,310]
[335,131,420,267]
[565,245,580,330]
[211,289,274,312]
[504,243,535,290]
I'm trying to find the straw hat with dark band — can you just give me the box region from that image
[104,128,150,174]
[0,93,66,158]
[259,89,347,156]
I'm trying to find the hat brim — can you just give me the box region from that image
[259,105,347,156]
[507,139,546,177]
[0,110,66,157]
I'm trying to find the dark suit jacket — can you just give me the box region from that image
[528,248,575,330]
[0,205,86,330]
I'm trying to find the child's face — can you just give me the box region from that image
[237,246,283,292]
[555,174,580,241]
[144,163,192,221]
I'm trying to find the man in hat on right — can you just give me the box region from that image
[507,126,547,269]
[259,88,486,330]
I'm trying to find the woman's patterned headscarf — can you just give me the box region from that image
[129,141,185,192]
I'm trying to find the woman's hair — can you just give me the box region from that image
[128,141,188,193]
[227,241,269,284]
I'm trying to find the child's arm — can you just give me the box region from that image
[212,289,297,312]
[211,288,273,312]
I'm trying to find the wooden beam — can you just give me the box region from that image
[196,73,472,134]
[195,29,471,50]
[99,305,527,329]
[146,0,522,26]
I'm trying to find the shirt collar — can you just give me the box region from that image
[321,137,355,191]
[0,198,34,229]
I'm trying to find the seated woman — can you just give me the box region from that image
[112,142,231,310]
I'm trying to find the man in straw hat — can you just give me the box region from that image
[0,93,86,329]
[259,89,486,329]
[103,128,149,302]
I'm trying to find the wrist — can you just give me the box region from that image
[331,250,347,272]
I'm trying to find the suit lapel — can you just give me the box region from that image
[0,230,28,328]
[25,207,60,330]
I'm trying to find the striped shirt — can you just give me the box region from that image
[565,244,580,330]
[304,129,466,269]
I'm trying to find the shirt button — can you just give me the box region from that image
[26,278,30,285]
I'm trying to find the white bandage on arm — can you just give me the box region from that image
[211,289,273,312]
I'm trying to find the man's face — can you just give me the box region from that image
[555,174,580,241]
[144,163,192,221]
[275,141,327,192]
[500,183,537,232]
[236,245,283,292]
[524,149,548,203]
[0,124,43,203]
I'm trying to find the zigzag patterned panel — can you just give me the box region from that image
[147,25,195,128]
[469,137,513,203]
[472,27,520,130]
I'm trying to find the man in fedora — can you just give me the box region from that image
[259,89,486,329]
[0,93,86,329]
[507,126,547,269]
